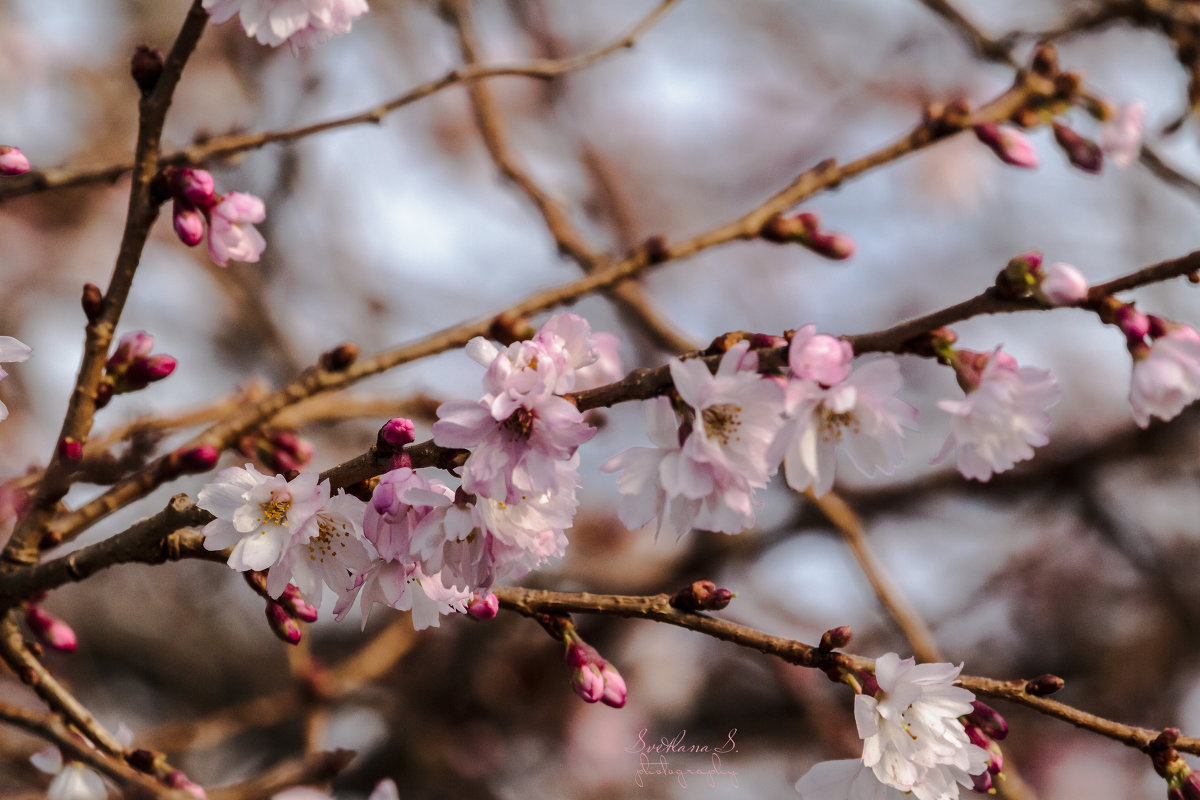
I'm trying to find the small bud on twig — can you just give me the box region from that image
[130,45,164,96]
[81,283,103,323]
[319,341,359,372]
[1025,673,1065,695]
[818,625,852,652]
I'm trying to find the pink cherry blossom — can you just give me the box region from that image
[197,465,326,577]
[603,343,784,537]
[772,356,917,497]
[0,145,30,176]
[0,335,32,422]
[1129,322,1200,427]
[1102,100,1145,168]
[206,192,266,267]
[204,0,368,50]
[935,349,1061,481]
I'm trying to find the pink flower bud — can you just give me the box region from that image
[0,145,30,176]
[967,700,1009,740]
[279,584,320,622]
[107,331,155,371]
[166,769,207,799]
[1182,772,1200,800]
[971,770,994,794]
[808,231,856,260]
[1052,123,1103,174]
[265,601,303,645]
[565,640,626,707]
[126,354,177,388]
[467,592,499,620]
[1115,304,1151,344]
[1038,262,1088,305]
[176,444,220,474]
[173,203,206,246]
[818,625,853,652]
[171,168,216,207]
[380,417,416,447]
[598,662,627,708]
[57,437,83,462]
[789,325,853,386]
[25,604,78,652]
[974,123,1039,168]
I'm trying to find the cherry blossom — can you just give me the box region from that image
[855,653,988,798]
[268,491,373,600]
[206,192,267,267]
[1129,321,1200,427]
[204,0,368,50]
[432,316,602,504]
[198,465,326,578]
[603,342,784,536]
[1102,100,1145,168]
[773,354,917,497]
[0,335,32,421]
[935,348,1060,481]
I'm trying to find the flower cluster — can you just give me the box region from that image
[603,325,1059,537]
[199,313,617,631]
[204,0,368,50]
[161,167,266,267]
[795,653,991,800]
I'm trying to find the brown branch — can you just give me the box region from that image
[0,2,681,204]
[29,74,1058,549]
[492,586,1200,756]
[807,489,944,663]
[1,1,211,568]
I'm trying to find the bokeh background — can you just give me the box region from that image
[4,0,1200,798]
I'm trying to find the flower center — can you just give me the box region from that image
[307,515,353,563]
[817,406,859,443]
[257,496,291,534]
[702,403,743,446]
[502,407,535,439]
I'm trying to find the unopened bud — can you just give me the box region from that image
[128,748,161,773]
[565,640,626,707]
[974,123,1039,169]
[467,592,499,620]
[379,417,416,448]
[130,44,164,95]
[971,770,994,794]
[642,234,670,264]
[1025,673,1065,695]
[81,283,104,323]
[169,167,216,207]
[173,203,205,246]
[819,625,853,652]
[125,354,177,388]
[24,604,77,652]
[1115,303,1151,344]
[166,770,208,799]
[598,661,628,708]
[1038,261,1089,305]
[1052,123,1103,174]
[279,584,319,623]
[319,341,359,372]
[967,700,1009,741]
[94,380,113,410]
[175,444,220,474]
[265,601,303,645]
[0,145,30,176]
[1030,41,1059,76]
[1181,772,1200,800]
[107,331,155,372]
[57,437,83,462]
